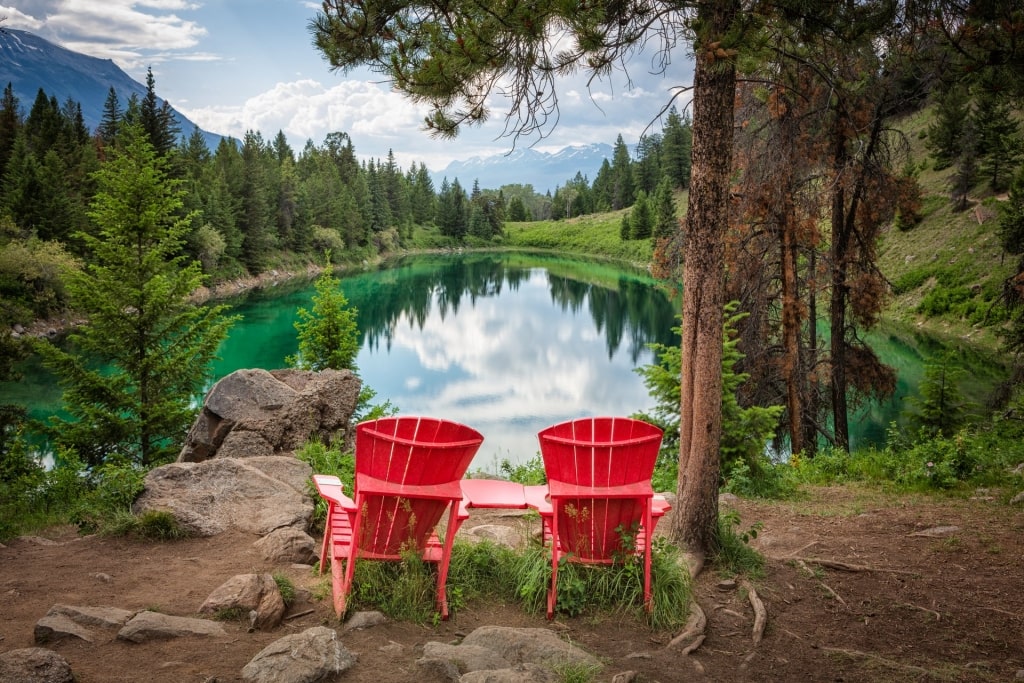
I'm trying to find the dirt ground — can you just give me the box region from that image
[1,485,1022,683]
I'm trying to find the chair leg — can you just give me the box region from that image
[643,505,653,612]
[331,550,348,616]
[319,501,334,576]
[435,500,461,620]
[547,512,559,620]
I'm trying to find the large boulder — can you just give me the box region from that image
[0,648,74,683]
[199,573,286,630]
[133,457,312,536]
[178,368,360,462]
[241,626,356,683]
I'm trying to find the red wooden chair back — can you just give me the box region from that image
[354,416,483,557]
[538,416,662,561]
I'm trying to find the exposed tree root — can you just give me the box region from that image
[821,647,932,675]
[796,559,847,608]
[900,602,940,621]
[788,557,917,575]
[740,579,767,644]
[667,601,706,654]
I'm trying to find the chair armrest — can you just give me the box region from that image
[523,485,552,514]
[312,474,355,509]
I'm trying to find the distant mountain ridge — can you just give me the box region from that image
[431,143,616,193]
[0,28,221,149]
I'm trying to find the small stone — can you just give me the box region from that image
[1015,669,1024,681]
[1010,491,1024,506]
[91,573,113,583]
[717,579,737,591]
[343,610,387,631]
[612,672,641,683]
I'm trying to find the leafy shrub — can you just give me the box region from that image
[499,453,546,485]
[714,509,765,578]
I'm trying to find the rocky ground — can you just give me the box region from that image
[1,484,1023,682]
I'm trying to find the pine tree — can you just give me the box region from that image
[653,177,677,239]
[610,134,634,209]
[926,84,969,171]
[508,195,529,222]
[31,122,237,467]
[0,82,22,179]
[630,189,653,239]
[661,106,692,189]
[287,258,360,371]
[619,211,631,241]
[95,87,119,149]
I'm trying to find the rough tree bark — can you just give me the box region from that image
[672,0,739,557]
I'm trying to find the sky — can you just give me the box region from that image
[0,0,695,171]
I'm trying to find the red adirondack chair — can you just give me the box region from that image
[531,416,668,619]
[313,416,484,619]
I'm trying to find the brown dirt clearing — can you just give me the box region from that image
[1,484,1022,682]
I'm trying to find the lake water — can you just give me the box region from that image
[1,251,1005,468]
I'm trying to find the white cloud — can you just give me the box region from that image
[1,0,207,69]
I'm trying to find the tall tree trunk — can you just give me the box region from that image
[671,0,738,558]
[803,248,819,457]
[829,128,850,452]
[780,205,803,456]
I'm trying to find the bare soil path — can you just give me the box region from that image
[2,484,1022,682]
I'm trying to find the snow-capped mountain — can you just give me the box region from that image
[432,143,615,193]
[0,28,221,149]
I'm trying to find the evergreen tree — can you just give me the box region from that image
[31,123,237,467]
[926,84,969,171]
[973,85,1021,192]
[591,158,614,211]
[906,352,967,437]
[610,134,634,209]
[653,177,677,239]
[619,211,631,241]
[95,88,121,159]
[632,133,663,195]
[238,130,277,270]
[507,195,529,221]
[437,178,468,237]
[661,106,692,189]
[409,162,436,224]
[140,68,178,157]
[0,83,20,180]
[287,258,360,371]
[630,189,653,240]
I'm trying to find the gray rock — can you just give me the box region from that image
[117,611,227,643]
[420,642,511,672]
[245,456,314,495]
[460,626,601,670]
[178,368,360,462]
[133,457,311,536]
[343,610,388,632]
[419,626,599,681]
[611,672,641,683]
[199,573,286,631]
[1010,491,1024,505]
[254,527,319,565]
[33,614,95,644]
[241,626,356,683]
[45,604,133,628]
[0,648,74,683]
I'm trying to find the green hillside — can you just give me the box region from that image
[877,107,1014,350]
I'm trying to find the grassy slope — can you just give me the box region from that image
[876,106,1013,351]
